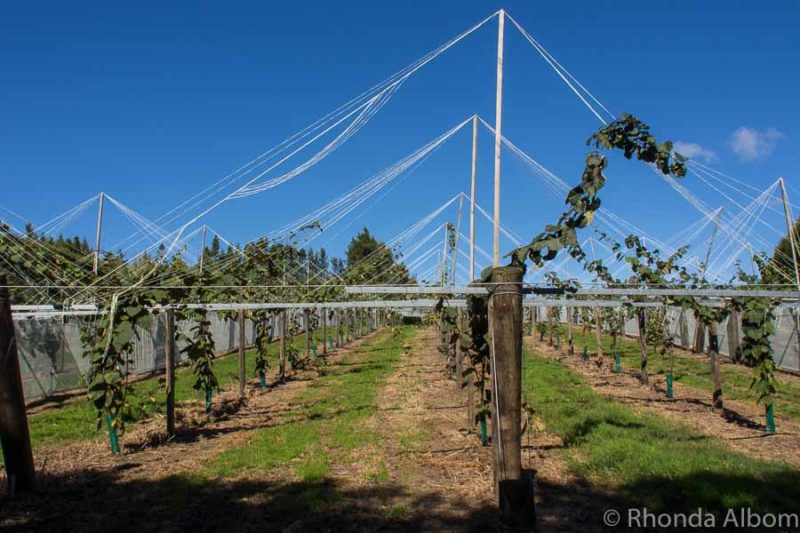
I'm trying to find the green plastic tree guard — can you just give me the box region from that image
[766,402,776,433]
[105,414,120,455]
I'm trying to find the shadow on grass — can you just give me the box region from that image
[0,467,498,532]
[7,465,798,532]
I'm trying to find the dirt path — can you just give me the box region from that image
[361,326,496,529]
[526,334,800,468]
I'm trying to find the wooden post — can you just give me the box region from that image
[238,309,246,401]
[693,319,705,354]
[165,308,176,437]
[321,307,327,355]
[279,309,287,380]
[637,309,649,385]
[708,322,723,409]
[594,310,603,359]
[0,276,36,493]
[567,306,574,354]
[728,310,741,361]
[492,10,505,267]
[488,265,535,526]
[304,309,311,357]
[546,308,553,346]
[335,310,341,348]
[456,308,463,390]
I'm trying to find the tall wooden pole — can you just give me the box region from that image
[165,308,176,437]
[238,309,246,400]
[470,115,478,281]
[492,10,505,267]
[0,276,36,493]
[92,192,105,275]
[488,265,534,526]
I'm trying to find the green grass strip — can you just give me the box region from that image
[561,325,800,423]
[24,331,326,449]
[203,326,414,481]
[524,348,800,514]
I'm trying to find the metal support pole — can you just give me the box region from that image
[470,115,478,281]
[92,192,105,275]
[199,224,207,275]
[492,10,505,267]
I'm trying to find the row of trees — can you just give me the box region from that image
[2,221,412,447]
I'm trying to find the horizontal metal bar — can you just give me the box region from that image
[343,285,800,299]
[573,288,800,298]
[345,286,488,295]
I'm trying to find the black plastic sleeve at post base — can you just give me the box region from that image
[498,469,537,531]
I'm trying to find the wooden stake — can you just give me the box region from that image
[304,308,311,357]
[0,276,36,493]
[238,309,246,401]
[567,307,574,355]
[321,307,327,355]
[492,11,505,267]
[594,310,603,359]
[709,322,723,409]
[279,309,287,380]
[637,309,649,385]
[488,265,535,526]
[165,308,176,437]
[456,308,463,391]
[335,310,341,348]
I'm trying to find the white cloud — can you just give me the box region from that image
[729,127,784,161]
[673,141,717,163]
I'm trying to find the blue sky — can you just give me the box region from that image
[2,0,799,282]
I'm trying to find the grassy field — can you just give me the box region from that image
[556,324,800,423]
[524,347,800,514]
[159,326,414,525]
[24,330,328,449]
[204,326,412,481]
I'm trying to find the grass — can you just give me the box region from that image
[524,347,800,514]
[203,326,414,481]
[550,324,800,423]
[23,330,329,450]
